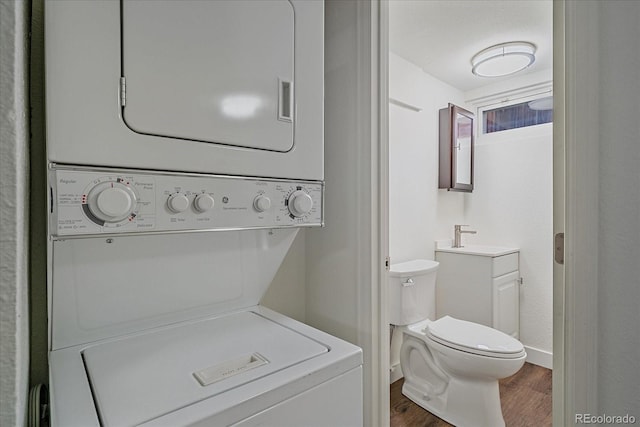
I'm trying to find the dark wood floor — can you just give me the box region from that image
[390,362,552,427]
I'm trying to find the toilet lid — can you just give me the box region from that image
[427,316,524,358]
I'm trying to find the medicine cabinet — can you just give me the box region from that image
[439,103,474,192]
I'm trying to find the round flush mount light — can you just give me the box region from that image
[471,42,536,78]
[528,96,553,111]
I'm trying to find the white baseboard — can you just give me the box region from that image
[524,345,553,369]
[389,363,404,384]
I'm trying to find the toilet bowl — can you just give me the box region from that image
[389,260,526,427]
[401,317,526,427]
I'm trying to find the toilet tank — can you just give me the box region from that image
[389,260,439,326]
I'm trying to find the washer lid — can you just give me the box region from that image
[427,316,524,358]
[83,311,328,427]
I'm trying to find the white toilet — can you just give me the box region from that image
[389,259,526,427]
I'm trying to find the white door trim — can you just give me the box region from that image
[355,1,389,425]
[374,1,390,426]
[552,2,566,423]
[554,1,600,424]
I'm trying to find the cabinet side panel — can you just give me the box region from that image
[438,107,451,189]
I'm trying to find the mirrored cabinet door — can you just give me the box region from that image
[439,103,474,192]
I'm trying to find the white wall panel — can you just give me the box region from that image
[388,53,466,264]
[261,231,307,323]
[464,123,553,359]
[595,1,640,415]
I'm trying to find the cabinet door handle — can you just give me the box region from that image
[278,79,293,122]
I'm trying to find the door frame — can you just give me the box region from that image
[553,1,600,424]
[377,1,600,425]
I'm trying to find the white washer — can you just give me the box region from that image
[45,2,358,425]
[47,168,362,426]
[50,308,362,427]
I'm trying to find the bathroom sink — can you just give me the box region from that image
[435,242,519,257]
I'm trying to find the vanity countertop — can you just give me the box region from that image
[435,241,519,257]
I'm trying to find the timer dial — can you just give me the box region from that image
[87,182,137,223]
[167,193,190,213]
[287,190,313,217]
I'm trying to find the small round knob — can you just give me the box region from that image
[253,195,272,212]
[288,190,313,217]
[87,182,137,223]
[167,193,190,213]
[194,193,215,212]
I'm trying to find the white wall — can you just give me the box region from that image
[388,53,466,264]
[0,1,31,425]
[462,70,554,366]
[463,123,553,364]
[389,53,553,367]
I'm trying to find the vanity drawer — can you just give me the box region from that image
[493,253,519,277]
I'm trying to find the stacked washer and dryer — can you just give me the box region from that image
[45,1,363,426]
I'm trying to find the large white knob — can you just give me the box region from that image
[253,195,272,212]
[97,187,132,217]
[288,190,313,217]
[167,193,190,213]
[88,183,137,223]
[194,193,215,212]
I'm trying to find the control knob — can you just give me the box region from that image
[167,193,190,213]
[194,193,215,212]
[87,182,137,223]
[253,195,272,213]
[287,190,313,217]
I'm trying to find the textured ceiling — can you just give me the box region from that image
[389,0,553,92]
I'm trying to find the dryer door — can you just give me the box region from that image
[121,0,294,152]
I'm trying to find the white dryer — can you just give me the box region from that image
[45,0,324,180]
[47,167,362,426]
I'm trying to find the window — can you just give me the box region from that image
[483,96,552,134]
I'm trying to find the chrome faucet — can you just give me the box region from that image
[453,225,477,248]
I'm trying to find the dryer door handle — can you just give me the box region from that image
[278,79,293,122]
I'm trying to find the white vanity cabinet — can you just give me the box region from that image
[435,247,520,338]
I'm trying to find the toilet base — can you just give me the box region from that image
[402,376,505,427]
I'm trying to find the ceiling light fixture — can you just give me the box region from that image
[471,42,536,78]
[528,96,553,111]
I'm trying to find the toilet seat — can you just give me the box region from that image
[426,316,525,359]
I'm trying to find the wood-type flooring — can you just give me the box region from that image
[390,362,552,427]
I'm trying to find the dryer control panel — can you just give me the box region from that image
[50,166,323,238]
